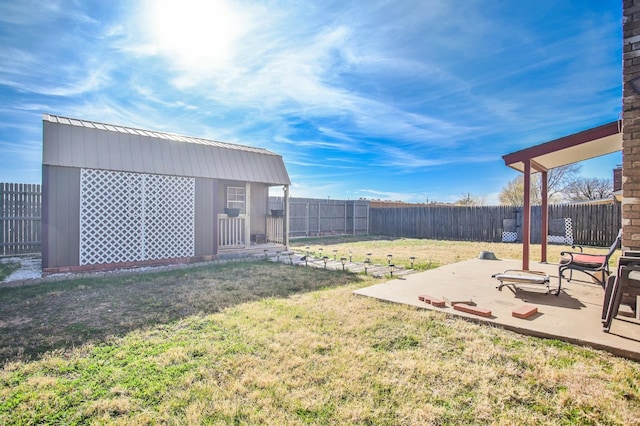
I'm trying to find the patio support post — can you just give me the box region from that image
[502,121,621,269]
[284,184,290,248]
[522,160,531,271]
[541,169,548,263]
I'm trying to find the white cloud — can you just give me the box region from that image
[0,138,40,155]
[125,0,471,149]
[373,144,495,169]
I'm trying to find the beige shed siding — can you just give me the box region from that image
[194,178,216,257]
[250,183,268,235]
[43,114,290,185]
[94,129,109,170]
[127,133,143,173]
[251,152,266,183]
[42,165,80,268]
[219,147,235,178]
[184,143,201,177]
[148,134,166,174]
[84,127,97,169]
[54,122,71,165]
[71,125,86,168]
[113,132,129,171]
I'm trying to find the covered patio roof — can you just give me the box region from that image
[502,120,622,271]
[503,121,622,174]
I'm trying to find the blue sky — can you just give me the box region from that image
[0,0,622,203]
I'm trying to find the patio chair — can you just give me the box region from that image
[558,229,622,289]
[602,255,640,332]
[493,269,555,295]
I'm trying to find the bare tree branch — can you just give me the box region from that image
[499,164,581,205]
[455,192,487,206]
[562,177,613,201]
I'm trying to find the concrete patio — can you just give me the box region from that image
[353,257,640,361]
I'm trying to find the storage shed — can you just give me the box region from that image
[41,113,291,274]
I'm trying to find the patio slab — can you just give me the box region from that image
[354,258,640,361]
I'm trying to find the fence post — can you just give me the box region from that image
[305,203,309,237]
[352,202,355,235]
[344,202,347,235]
[367,203,370,235]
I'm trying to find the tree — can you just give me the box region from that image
[543,163,581,200]
[499,175,537,206]
[498,164,581,206]
[455,192,487,206]
[562,177,613,201]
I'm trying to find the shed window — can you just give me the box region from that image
[227,186,245,213]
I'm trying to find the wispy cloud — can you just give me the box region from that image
[374,145,496,170]
[0,0,623,200]
[0,138,42,182]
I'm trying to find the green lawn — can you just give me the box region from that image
[0,260,20,282]
[0,240,638,424]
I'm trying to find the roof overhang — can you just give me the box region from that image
[502,121,622,173]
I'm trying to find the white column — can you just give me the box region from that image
[245,182,251,248]
[284,185,290,248]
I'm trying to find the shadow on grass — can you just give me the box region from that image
[0,260,364,364]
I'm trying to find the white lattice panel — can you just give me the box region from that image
[564,218,574,245]
[502,231,517,243]
[143,174,195,260]
[80,169,195,265]
[80,169,145,265]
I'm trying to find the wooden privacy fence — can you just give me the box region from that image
[0,183,623,253]
[537,204,621,246]
[370,205,513,242]
[269,197,369,237]
[0,183,41,255]
[369,203,622,247]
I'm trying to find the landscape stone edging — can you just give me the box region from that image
[0,254,267,288]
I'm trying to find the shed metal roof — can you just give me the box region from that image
[42,113,290,185]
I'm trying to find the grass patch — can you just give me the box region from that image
[290,236,618,271]
[0,261,20,282]
[0,239,637,424]
[0,261,359,363]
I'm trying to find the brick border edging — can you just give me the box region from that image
[41,255,218,276]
